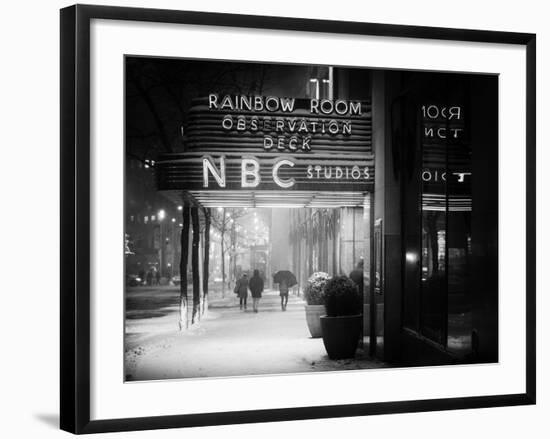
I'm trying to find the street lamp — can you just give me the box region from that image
[157,209,166,278]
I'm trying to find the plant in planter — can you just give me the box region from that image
[320,275,363,359]
[303,272,331,338]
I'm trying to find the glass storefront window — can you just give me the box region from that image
[401,72,497,363]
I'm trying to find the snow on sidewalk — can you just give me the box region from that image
[125,289,385,381]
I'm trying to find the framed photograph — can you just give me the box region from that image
[60,4,536,434]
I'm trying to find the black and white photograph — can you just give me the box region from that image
[124,57,499,381]
[2,0,545,437]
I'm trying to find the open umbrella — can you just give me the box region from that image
[272,270,297,287]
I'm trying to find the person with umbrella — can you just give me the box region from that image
[273,270,297,311]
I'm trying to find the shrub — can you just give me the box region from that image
[304,272,331,305]
[323,275,362,317]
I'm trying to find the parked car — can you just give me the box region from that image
[126,274,142,287]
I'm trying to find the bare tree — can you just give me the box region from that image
[229,221,238,288]
[202,208,211,316]
[209,208,248,297]
[289,208,338,277]
[191,207,200,323]
[179,202,190,330]
[332,210,340,275]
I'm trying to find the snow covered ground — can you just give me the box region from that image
[125,286,386,381]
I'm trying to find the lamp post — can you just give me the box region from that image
[158,209,166,277]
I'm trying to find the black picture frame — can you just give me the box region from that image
[60,4,536,434]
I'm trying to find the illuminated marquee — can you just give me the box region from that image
[209,94,364,152]
[201,155,371,190]
[156,94,374,193]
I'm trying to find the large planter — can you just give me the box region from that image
[320,314,362,359]
[305,304,325,338]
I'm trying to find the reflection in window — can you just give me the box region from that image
[420,100,473,357]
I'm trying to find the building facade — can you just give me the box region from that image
[128,56,498,366]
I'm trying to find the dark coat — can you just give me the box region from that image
[249,275,264,298]
[235,277,249,298]
[278,279,289,297]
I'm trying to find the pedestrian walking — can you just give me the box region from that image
[155,269,161,286]
[235,273,249,310]
[273,270,297,311]
[146,270,153,286]
[248,269,264,313]
[279,279,289,311]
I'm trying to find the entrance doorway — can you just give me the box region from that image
[177,192,375,354]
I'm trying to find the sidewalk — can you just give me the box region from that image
[125,287,386,381]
